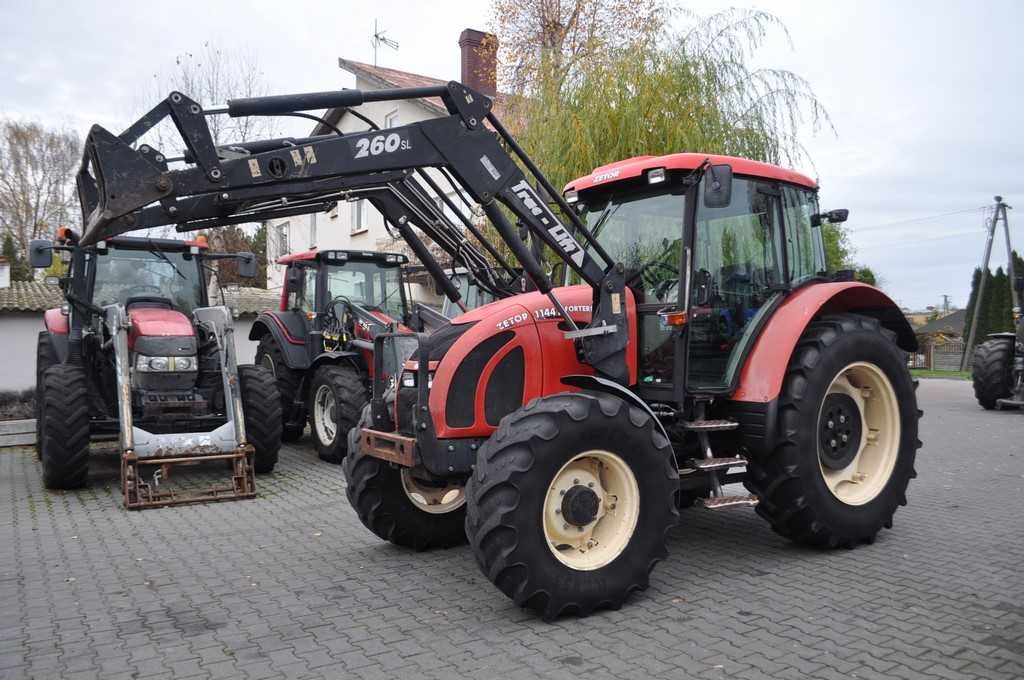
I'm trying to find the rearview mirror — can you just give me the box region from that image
[703,164,733,209]
[236,252,257,278]
[811,209,850,227]
[694,269,714,305]
[28,239,53,268]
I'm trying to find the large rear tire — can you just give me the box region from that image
[39,364,91,490]
[255,335,305,442]
[343,405,468,549]
[465,392,679,619]
[310,364,366,464]
[745,314,921,549]
[238,364,282,474]
[972,337,1014,409]
[35,332,58,460]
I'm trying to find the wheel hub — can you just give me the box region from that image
[819,392,862,470]
[561,485,601,526]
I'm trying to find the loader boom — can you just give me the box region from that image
[76,82,632,382]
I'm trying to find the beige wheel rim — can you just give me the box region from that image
[817,362,900,506]
[542,450,640,571]
[400,470,465,514]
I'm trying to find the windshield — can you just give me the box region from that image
[581,189,686,304]
[442,273,497,318]
[92,247,204,312]
[324,261,404,320]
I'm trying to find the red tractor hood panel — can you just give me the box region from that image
[128,308,194,349]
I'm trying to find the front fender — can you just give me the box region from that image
[732,282,915,403]
[310,350,365,373]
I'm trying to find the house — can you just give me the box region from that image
[911,308,967,371]
[0,280,279,390]
[264,28,500,307]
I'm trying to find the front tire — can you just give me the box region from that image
[35,332,58,460]
[465,392,678,619]
[343,405,468,549]
[972,337,1014,409]
[39,364,91,490]
[256,335,305,441]
[310,364,367,464]
[746,314,921,549]
[238,364,282,474]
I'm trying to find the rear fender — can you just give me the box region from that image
[732,282,916,403]
[310,350,365,374]
[42,309,70,363]
[249,311,309,370]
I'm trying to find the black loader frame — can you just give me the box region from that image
[75,82,629,383]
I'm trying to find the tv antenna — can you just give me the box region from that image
[372,19,399,66]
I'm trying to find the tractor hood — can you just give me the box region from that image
[128,308,195,351]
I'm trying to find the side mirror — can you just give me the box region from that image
[28,240,53,268]
[1015,276,1024,294]
[285,267,301,290]
[811,209,850,227]
[694,269,714,305]
[236,252,257,278]
[703,164,733,209]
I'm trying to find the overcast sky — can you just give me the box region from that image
[2,0,1021,310]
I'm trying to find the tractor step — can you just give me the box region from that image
[700,493,759,510]
[684,419,739,432]
[683,456,747,471]
[997,397,1024,408]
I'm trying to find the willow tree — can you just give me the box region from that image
[506,8,831,192]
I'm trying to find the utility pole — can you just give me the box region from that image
[940,294,951,315]
[1000,199,1019,312]
[962,196,1014,369]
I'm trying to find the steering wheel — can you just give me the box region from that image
[128,284,163,298]
[627,260,678,302]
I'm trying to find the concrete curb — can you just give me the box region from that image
[0,419,35,447]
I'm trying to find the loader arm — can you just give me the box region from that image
[76,81,633,382]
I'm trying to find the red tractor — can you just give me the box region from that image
[249,248,410,462]
[73,81,921,615]
[30,231,281,508]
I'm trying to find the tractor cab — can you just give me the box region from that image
[564,153,842,399]
[277,249,409,361]
[252,248,410,460]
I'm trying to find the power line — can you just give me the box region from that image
[853,206,989,233]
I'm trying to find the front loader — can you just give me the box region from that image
[74,80,921,614]
[30,231,281,509]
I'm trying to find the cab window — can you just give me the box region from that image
[782,186,824,284]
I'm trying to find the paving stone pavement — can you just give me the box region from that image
[1,379,1023,680]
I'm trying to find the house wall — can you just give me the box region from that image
[264,77,455,308]
[0,312,261,391]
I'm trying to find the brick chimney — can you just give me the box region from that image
[458,28,498,96]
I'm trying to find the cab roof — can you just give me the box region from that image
[100,235,208,251]
[564,152,817,193]
[275,247,407,265]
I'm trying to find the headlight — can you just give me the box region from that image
[135,355,197,372]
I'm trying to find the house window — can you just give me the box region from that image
[384,109,399,128]
[275,221,289,257]
[351,200,367,235]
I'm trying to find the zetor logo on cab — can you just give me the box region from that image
[592,169,620,183]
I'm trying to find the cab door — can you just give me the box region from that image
[685,177,786,393]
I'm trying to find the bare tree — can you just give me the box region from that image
[0,120,80,260]
[137,43,276,242]
[141,42,275,151]
[490,0,667,94]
